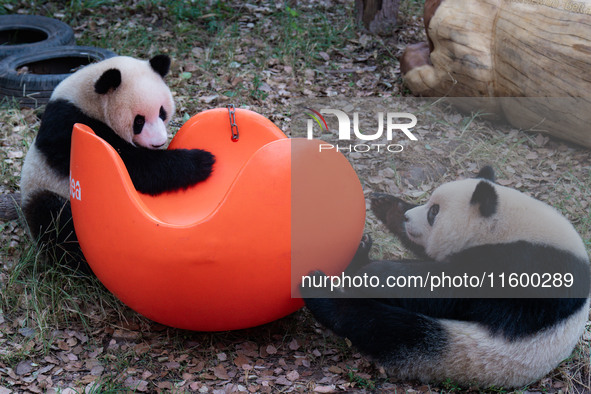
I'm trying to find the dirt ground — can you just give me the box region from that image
[0,1,590,393]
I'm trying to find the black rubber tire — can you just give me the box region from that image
[0,15,75,60]
[0,46,117,107]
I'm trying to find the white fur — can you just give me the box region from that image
[20,143,69,206]
[442,300,588,387]
[405,179,588,261]
[52,56,174,148]
[391,299,589,387]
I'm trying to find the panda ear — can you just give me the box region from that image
[94,68,121,94]
[149,54,171,78]
[470,180,498,217]
[476,166,495,182]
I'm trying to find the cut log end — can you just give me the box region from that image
[400,42,431,75]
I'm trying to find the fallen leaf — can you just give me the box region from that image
[16,360,33,376]
[135,380,149,392]
[234,354,251,368]
[163,361,180,369]
[314,385,336,393]
[90,366,104,376]
[38,364,53,374]
[288,339,300,351]
[182,372,195,381]
[112,329,139,341]
[18,327,35,338]
[134,343,150,355]
[275,376,291,385]
[199,94,219,104]
[328,366,342,374]
[191,47,204,57]
[213,364,229,380]
[286,370,299,381]
[318,51,330,61]
[80,375,97,385]
[8,150,25,159]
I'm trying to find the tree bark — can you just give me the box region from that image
[0,193,20,221]
[355,0,401,36]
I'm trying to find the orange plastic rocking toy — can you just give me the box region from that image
[69,108,365,331]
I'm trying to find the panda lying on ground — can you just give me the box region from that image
[303,167,590,388]
[20,55,215,272]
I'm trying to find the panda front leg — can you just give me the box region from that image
[370,193,427,257]
[120,147,215,196]
[23,190,91,273]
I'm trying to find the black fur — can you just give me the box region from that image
[149,54,171,78]
[370,192,426,257]
[94,68,121,94]
[304,235,447,362]
[35,99,215,194]
[476,165,495,182]
[22,190,91,273]
[470,180,498,217]
[342,233,373,276]
[304,289,447,364]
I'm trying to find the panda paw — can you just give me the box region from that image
[186,149,215,183]
[301,273,347,327]
[370,192,428,257]
[344,233,373,275]
[300,270,336,299]
[370,193,414,236]
[358,233,373,258]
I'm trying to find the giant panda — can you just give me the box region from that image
[20,55,215,272]
[302,166,590,388]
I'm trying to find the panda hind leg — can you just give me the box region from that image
[23,190,91,274]
[302,282,446,365]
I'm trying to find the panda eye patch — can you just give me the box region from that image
[133,115,145,135]
[159,106,167,121]
[427,204,439,226]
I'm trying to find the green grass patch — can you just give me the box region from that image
[347,367,376,390]
[0,239,125,350]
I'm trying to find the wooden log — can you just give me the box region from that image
[401,0,591,148]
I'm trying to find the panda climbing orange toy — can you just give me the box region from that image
[21,53,365,331]
[69,108,365,331]
[20,55,215,273]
